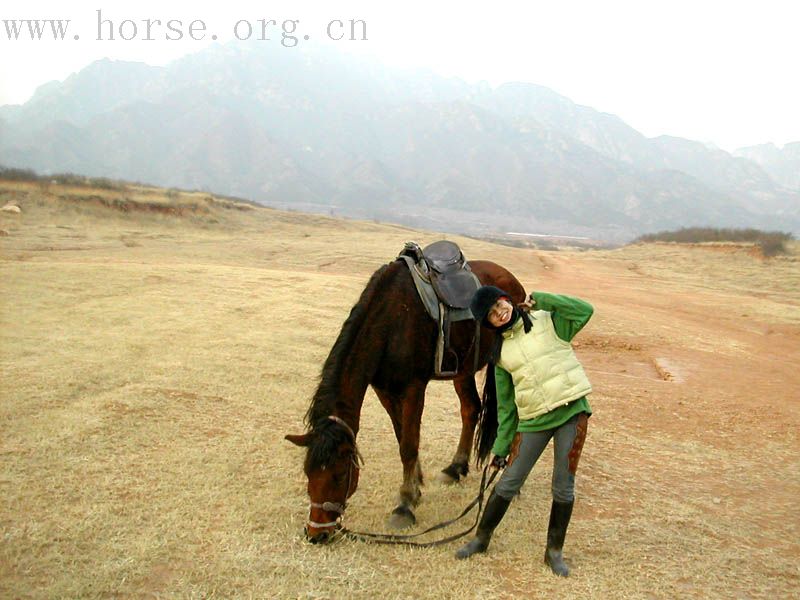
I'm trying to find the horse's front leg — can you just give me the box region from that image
[437,374,481,484]
[379,381,426,529]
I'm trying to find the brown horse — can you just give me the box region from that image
[285,257,525,543]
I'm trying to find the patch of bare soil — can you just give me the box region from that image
[520,249,800,595]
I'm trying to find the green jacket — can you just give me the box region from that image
[492,292,594,457]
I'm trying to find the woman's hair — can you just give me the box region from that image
[474,301,533,464]
[475,364,498,464]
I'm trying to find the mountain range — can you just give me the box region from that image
[1,42,798,242]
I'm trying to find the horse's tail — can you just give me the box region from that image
[474,364,498,465]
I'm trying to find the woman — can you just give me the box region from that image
[455,285,593,577]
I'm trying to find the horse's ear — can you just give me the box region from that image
[285,433,310,447]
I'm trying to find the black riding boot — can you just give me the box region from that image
[544,500,574,576]
[455,491,511,559]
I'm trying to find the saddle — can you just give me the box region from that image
[398,241,482,377]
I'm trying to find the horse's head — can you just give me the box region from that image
[285,415,362,544]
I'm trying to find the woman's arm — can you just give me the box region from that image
[530,291,594,342]
[491,366,519,457]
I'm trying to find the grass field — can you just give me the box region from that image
[1,180,799,598]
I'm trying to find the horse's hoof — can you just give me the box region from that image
[436,470,459,485]
[437,463,468,484]
[388,506,416,529]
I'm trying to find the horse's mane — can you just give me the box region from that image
[305,417,354,471]
[304,261,395,429]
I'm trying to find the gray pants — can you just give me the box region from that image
[494,413,586,503]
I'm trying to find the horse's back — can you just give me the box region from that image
[468,260,526,303]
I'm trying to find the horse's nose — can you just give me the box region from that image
[306,529,331,544]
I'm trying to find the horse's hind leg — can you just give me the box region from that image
[438,374,480,484]
[375,382,426,529]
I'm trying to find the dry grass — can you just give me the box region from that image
[1,181,799,598]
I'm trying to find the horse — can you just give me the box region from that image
[285,257,525,543]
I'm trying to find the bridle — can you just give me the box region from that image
[306,415,364,531]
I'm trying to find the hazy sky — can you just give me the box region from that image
[1,0,798,151]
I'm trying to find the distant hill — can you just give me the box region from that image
[734,142,800,192]
[1,42,798,241]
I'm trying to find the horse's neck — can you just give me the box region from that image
[311,262,401,434]
[329,371,371,437]
[311,341,376,436]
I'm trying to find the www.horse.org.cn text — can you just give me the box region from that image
[2,10,368,47]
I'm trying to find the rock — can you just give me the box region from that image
[1,203,21,213]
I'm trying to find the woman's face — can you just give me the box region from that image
[487,297,514,328]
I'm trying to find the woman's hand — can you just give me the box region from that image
[521,295,536,311]
[490,454,508,470]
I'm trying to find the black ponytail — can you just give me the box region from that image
[474,364,498,465]
[474,302,532,465]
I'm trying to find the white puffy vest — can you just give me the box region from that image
[498,310,592,420]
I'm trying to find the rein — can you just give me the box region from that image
[309,414,500,547]
[338,464,499,547]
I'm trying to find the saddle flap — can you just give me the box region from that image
[430,272,479,309]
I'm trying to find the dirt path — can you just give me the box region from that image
[522,249,800,595]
